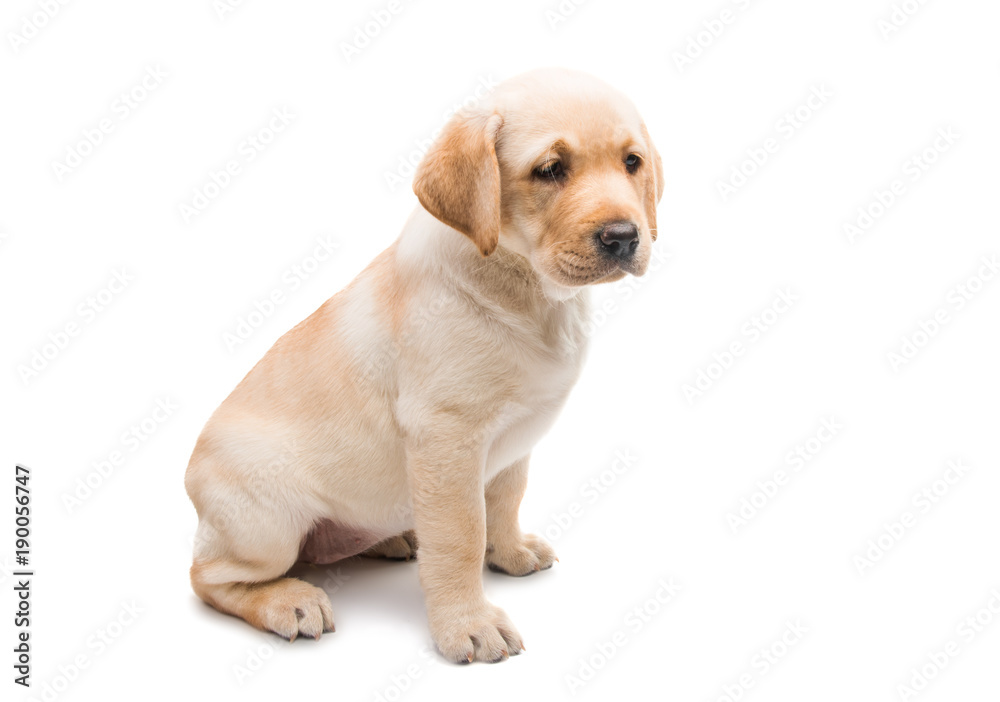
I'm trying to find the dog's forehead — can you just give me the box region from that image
[491,70,645,163]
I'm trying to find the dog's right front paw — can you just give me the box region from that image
[430,603,524,663]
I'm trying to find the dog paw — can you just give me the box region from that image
[486,533,556,576]
[257,579,335,641]
[361,530,418,561]
[430,603,523,663]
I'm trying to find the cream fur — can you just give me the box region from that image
[185,67,662,662]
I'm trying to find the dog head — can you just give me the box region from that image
[414,68,663,297]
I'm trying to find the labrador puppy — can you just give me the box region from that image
[185,67,663,663]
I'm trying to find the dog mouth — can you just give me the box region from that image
[549,248,644,286]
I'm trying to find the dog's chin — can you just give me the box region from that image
[538,250,649,292]
[534,262,636,301]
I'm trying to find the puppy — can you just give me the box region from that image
[185,67,663,663]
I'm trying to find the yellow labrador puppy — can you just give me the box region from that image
[185,67,662,663]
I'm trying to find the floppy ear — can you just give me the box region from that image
[641,122,664,242]
[413,111,504,256]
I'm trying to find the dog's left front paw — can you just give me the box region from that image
[486,533,556,576]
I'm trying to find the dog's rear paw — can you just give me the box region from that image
[361,530,418,561]
[255,579,335,641]
[486,533,556,576]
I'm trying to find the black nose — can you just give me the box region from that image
[597,221,639,259]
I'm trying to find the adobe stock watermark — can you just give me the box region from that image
[681,288,797,405]
[233,638,283,687]
[843,127,959,244]
[22,600,143,702]
[192,438,303,555]
[716,84,833,201]
[51,64,168,182]
[371,640,441,702]
[877,0,931,40]
[213,0,248,21]
[853,459,971,575]
[384,74,499,192]
[896,587,1000,701]
[16,268,134,386]
[222,233,340,352]
[671,0,754,72]
[355,288,460,386]
[886,254,997,372]
[584,246,670,338]
[340,0,412,64]
[7,0,71,53]
[727,417,843,533]
[62,398,178,514]
[541,449,639,543]
[710,619,808,702]
[177,106,295,224]
[565,577,680,695]
[544,0,590,30]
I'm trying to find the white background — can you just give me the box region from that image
[2,0,999,700]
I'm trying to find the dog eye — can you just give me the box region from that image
[534,161,564,181]
[625,154,641,174]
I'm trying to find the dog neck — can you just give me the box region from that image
[398,205,592,311]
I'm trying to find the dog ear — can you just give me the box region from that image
[641,122,664,242]
[414,111,504,256]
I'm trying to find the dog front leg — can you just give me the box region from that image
[484,455,557,576]
[407,435,523,663]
